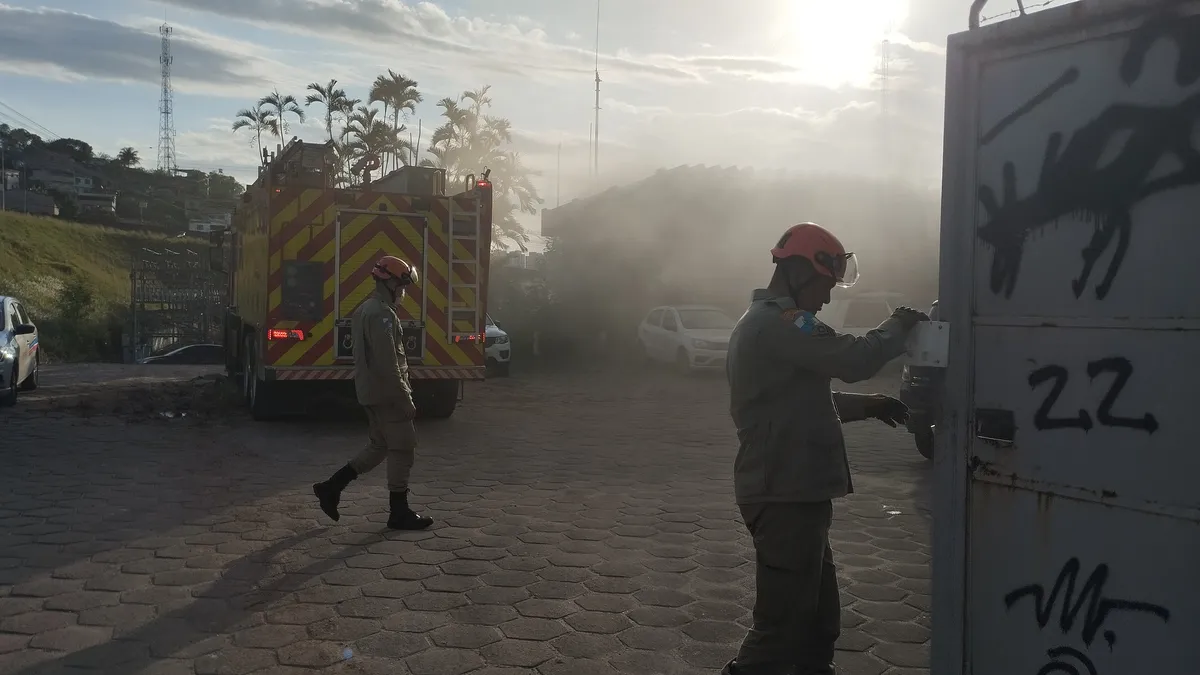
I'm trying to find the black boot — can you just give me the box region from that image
[312,464,358,522]
[721,661,801,675]
[387,490,433,530]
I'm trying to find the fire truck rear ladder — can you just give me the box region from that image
[447,193,482,341]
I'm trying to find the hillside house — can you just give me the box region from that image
[77,192,118,217]
[24,149,106,195]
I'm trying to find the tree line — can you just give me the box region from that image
[231,73,539,249]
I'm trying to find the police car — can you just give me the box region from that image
[1,295,40,406]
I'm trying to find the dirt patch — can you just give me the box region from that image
[22,372,247,423]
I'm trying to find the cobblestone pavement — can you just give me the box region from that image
[0,366,932,675]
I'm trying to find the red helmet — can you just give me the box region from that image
[371,256,418,285]
[770,223,859,287]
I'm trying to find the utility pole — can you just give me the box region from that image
[592,0,601,179]
[1,139,6,213]
[556,141,562,207]
[879,37,891,181]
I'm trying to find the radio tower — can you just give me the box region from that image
[157,23,177,174]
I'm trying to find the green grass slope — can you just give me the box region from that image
[0,212,172,316]
[0,212,176,360]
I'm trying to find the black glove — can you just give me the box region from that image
[891,306,930,330]
[864,394,909,427]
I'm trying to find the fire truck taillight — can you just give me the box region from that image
[452,333,486,344]
[267,329,305,341]
[476,180,491,188]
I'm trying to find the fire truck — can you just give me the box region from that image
[222,139,492,420]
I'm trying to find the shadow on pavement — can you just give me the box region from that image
[11,529,338,675]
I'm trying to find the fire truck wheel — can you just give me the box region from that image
[224,312,241,378]
[244,334,278,421]
[413,380,458,419]
[241,334,255,402]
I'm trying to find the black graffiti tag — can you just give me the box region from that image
[976,11,1200,300]
[1006,558,1170,675]
[1006,558,1170,649]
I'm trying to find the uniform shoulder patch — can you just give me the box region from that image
[787,310,834,337]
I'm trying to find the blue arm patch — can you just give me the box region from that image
[793,311,818,333]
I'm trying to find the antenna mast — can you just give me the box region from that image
[157,23,177,174]
[878,37,891,180]
[592,0,601,178]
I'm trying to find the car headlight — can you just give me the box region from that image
[692,339,711,350]
[495,336,509,345]
[0,342,13,360]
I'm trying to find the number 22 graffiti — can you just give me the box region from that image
[1027,357,1158,434]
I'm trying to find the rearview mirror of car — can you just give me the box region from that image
[14,324,35,336]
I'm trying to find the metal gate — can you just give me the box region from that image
[936,2,1200,674]
[129,242,228,360]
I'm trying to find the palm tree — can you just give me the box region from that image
[368,71,423,171]
[342,106,412,181]
[232,104,272,159]
[387,72,422,170]
[385,73,421,129]
[116,147,140,168]
[305,79,351,142]
[422,85,540,250]
[258,89,306,143]
[368,76,393,135]
[460,85,492,137]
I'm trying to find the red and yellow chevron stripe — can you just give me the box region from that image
[260,187,486,372]
[272,366,485,381]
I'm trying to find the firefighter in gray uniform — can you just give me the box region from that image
[722,223,928,675]
[312,255,434,531]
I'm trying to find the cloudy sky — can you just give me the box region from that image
[0,0,1043,236]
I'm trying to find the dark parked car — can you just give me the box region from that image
[899,301,943,459]
[139,343,224,365]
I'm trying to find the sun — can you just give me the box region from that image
[779,0,909,88]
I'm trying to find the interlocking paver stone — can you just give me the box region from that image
[564,610,632,634]
[0,369,930,674]
[430,624,503,649]
[406,647,484,675]
[355,630,429,658]
[500,617,570,641]
[480,638,557,667]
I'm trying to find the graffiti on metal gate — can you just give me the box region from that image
[1027,357,1159,433]
[1005,557,1170,674]
[976,10,1200,300]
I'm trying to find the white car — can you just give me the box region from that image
[1,295,40,406]
[484,314,510,376]
[638,305,734,373]
[820,291,906,336]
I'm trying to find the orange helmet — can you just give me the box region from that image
[770,223,859,287]
[371,256,418,285]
